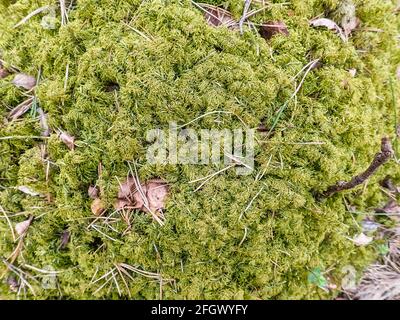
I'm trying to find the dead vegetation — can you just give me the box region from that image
[322,138,394,198]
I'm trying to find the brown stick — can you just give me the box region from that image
[322,137,394,198]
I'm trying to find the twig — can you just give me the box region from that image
[322,137,394,197]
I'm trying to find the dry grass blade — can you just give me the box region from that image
[192,2,237,28]
[14,6,51,28]
[59,0,69,25]
[7,98,34,121]
[0,205,16,242]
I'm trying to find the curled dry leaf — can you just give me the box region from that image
[91,198,106,216]
[12,73,36,90]
[88,185,99,199]
[310,18,346,42]
[58,130,75,150]
[196,3,236,28]
[259,21,289,40]
[351,233,373,246]
[7,98,34,121]
[15,218,32,236]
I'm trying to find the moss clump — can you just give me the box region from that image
[0,0,399,299]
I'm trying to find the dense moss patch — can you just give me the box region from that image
[0,0,399,299]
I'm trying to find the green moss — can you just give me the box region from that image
[0,0,399,299]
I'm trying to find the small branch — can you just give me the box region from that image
[322,137,394,198]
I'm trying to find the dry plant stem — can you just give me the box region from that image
[323,137,394,197]
[239,0,252,34]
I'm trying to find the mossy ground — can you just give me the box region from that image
[0,0,399,299]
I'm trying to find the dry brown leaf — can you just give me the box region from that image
[88,185,99,199]
[310,18,346,42]
[15,218,32,236]
[145,179,169,212]
[114,198,132,210]
[12,73,36,90]
[115,178,169,213]
[91,198,105,216]
[0,61,11,78]
[342,16,359,37]
[0,67,11,79]
[259,21,289,40]
[118,177,136,199]
[338,1,359,37]
[7,98,34,121]
[58,130,75,150]
[197,3,236,27]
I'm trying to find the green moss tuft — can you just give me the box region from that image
[0,0,399,299]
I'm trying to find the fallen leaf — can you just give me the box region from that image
[0,67,10,79]
[12,73,36,90]
[7,98,34,121]
[91,198,105,216]
[117,177,136,199]
[310,18,346,42]
[114,198,133,210]
[144,179,169,212]
[115,178,169,213]
[58,130,75,150]
[342,16,359,37]
[196,3,236,28]
[351,233,373,246]
[338,1,359,37]
[15,218,32,236]
[88,185,99,199]
[259,21,289,40]
[17,185,39,196]
[376,200,400,214]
